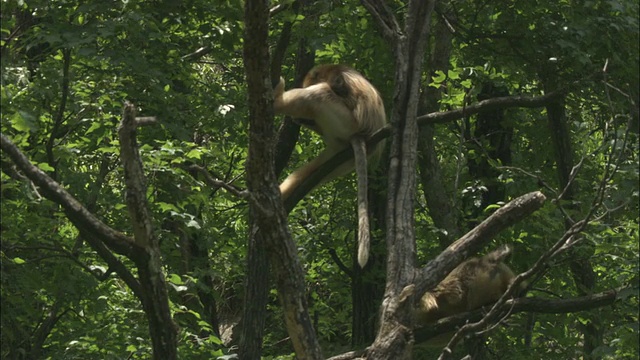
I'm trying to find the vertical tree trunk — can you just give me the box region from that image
[135,253,179,360]
[239,228,270,359]
[243,0,322,358]
[363,0,436,358]
[241,20,315,358]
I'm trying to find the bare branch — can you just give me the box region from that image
[188,164,249,198]
[135,116,158,126]
[418,91,562,125]
[0,134,137,257]
[118,102,157,247]
[360,0,400,43]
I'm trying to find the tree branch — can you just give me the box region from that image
[415,191,547,297]
[418,90,563,125]
[0,134,137,257]
[188,164,248,198]
[360,0,401,44]
[283,91,558,211]
[415,286,630,345]
[118,102,157,247]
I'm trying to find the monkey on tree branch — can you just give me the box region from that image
[273,64,387,268]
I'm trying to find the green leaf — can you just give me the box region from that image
[185,149,202,159]
[168,274,183,285]
[431,70,446,84]
[11,111,38,132]
[85,121,102,135]
[37,162,55,172]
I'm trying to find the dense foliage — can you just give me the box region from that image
[1,0,638,359]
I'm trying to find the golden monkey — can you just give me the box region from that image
[273,64,386,268]
[416,245,524,324]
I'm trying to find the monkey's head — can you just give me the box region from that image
[303,64,347,85]
[303,64,351,98]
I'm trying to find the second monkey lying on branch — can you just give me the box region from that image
[414,245,527,348]
[273,64,387,268]
[417,244,527,324]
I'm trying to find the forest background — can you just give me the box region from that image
[1,0,638,359]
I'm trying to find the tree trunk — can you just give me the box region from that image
[362,0,436,358]
[243,0,322,358]
[239,228,270,359]
[240,23,315,359]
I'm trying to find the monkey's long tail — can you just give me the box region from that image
[351,137,370,268]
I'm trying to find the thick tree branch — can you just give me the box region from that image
[117,103,178,359]
[243,0,322,358]
[415,191,547,297]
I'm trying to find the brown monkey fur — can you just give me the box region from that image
[273,64,386,268]
[416,245,524,325]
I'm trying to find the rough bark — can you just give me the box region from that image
[243,0,322,358]
[240,1,316,357]
[119,103,178,360]
[361,0,436,358]
[239,228,270,359]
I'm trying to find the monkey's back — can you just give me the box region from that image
[417,247,518,324]
[303,64,386,137]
